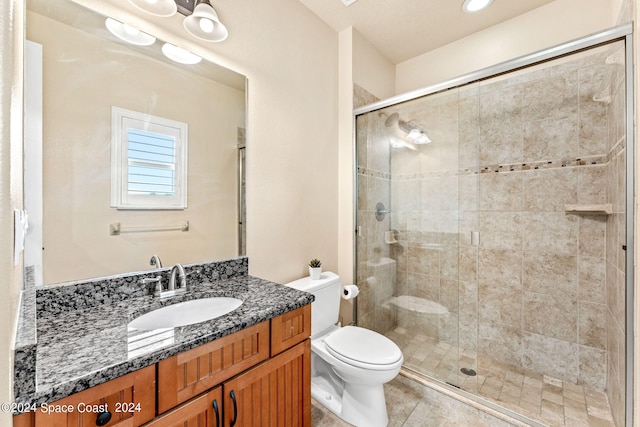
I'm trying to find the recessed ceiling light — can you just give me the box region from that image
[341,0,359,6]
[462,0,494,13]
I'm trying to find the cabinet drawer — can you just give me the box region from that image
[157,321,270,414]
[34,365,155,427]
[144,387,222,427]
[270,305,311,356]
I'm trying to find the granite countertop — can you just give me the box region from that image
[14,271,313,411]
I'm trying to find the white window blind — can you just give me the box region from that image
[111,107,188,209]
[127,129,176,196]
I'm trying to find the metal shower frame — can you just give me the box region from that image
[352,23,635,426]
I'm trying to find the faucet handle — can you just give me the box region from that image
[149,255,163,269]
[141,276,163,294]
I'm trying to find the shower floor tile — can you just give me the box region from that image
[384,327,615,427]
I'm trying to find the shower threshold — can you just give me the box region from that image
[386,327,615,427]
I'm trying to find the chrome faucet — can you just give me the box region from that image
[168,264,186,291]
[149,254,163,269]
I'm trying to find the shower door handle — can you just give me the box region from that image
[471,231,479,246]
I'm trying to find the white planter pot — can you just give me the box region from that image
[309,266,322,280]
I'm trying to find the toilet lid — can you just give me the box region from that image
[324,326,402,367]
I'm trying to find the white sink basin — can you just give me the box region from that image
[129,297,243,330]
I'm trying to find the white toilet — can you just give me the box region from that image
[285,272,403,427]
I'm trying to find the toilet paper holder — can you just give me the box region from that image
[341,284,359,300]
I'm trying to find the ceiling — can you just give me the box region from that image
[298,0,557,63]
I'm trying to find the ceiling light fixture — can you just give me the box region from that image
[462,0,494,13]
[161,42,203,64]
[105,18,156,46]
[127,0,177,17]
[183,0,228,42]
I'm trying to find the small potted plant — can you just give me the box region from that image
[308,258,322,280]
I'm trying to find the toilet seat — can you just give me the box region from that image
[323,326,402,370]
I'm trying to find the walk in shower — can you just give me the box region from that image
[355,27,633,427]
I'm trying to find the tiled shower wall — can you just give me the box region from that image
[355,42,627,406]
[467,50,614,391]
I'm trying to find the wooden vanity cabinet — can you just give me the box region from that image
[15,305,311,427]
[148,340,310,427]
[156,306,311,427]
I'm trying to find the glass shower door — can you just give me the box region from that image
[355,84,480,391]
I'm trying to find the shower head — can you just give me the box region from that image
[384,112,399,127]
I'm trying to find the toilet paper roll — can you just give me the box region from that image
[341,284,359,300]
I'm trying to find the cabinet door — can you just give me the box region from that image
[34,365,155,427]
[158,321,270,414]
[223,340,310,427]
[13,412,34,427]
[270,305,311,357]
[144,387,222,427]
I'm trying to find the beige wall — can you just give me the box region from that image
[28,11,245,284]
[338,28,355,325]
[0,0,24,425]
[352,28,395,101]
[396,0,619,94]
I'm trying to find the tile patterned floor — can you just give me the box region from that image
[312,325,618,426]
[378,327,616,427]
[312,374,524,427]
[311,375,523,427]
[313,370,616,427]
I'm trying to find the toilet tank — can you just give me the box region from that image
[284,272,340,337]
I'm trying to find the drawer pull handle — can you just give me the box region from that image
[230,390,238,427]
[212,399,220,427]
[95,411,112,426]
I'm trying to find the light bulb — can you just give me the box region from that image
[161,43,202,65]
[418,134,431,144]
[199,18,214,33]
[407,128,421,141]
[122,23,140,36]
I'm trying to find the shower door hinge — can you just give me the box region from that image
[356,226,362,237]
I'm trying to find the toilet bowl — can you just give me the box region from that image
[285,272,403,427]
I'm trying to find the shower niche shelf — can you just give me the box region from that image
[564,203,612,215]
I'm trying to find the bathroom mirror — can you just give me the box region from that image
[24,0,247,286]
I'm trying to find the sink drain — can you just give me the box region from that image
[460,367,477,376]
